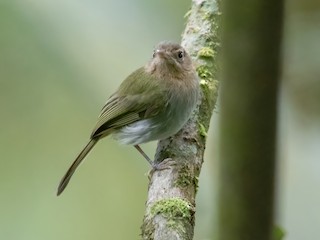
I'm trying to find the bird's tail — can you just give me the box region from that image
[57,138,98,196]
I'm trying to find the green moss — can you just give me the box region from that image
[194,176,199,193]
[198,122,207,138]
[175,166,192,188]
[184,9,192,19]
[151,198,193,221]
[196,65,213,80]
[174,165,199,193]
[197,64,219,108]
[198,47,215,58]
[273,225,285,240]
[200,79,207,86]
[186,26,200,34]
[202,12,211,21]
[142,217,155,239]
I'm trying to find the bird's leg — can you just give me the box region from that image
[134,145,177,179]
[134,145,153,166]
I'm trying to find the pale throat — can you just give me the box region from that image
[146,60,188,81]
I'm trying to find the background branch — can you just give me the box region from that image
[141,0,220,239]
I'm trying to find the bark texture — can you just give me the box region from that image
[217,0,284,239]
[141,0,220,239]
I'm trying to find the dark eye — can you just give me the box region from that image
[178,51,184,59]
[152,51,156,58]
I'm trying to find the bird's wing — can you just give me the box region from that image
[91,94,164,138]
[90,68,166,138]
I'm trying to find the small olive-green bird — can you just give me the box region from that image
[57,42,199,195]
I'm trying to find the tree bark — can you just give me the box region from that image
[141,0,220,239]
[217,0,284,239]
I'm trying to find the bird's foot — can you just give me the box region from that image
[148,158,176,180]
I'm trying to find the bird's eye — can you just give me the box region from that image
[152,51,156,58]
[178,51,184,59]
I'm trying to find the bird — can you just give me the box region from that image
[57,41,199,195]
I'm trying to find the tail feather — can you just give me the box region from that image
[57,138,98,196]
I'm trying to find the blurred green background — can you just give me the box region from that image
[0,0,319,239]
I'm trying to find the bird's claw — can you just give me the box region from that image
[148,158,176,180]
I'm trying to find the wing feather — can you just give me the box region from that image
[90,68,167,139]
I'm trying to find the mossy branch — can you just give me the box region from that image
[141,0,220,239]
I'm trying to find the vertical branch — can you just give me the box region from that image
[141,0,220,239]
[217,0,284,239]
